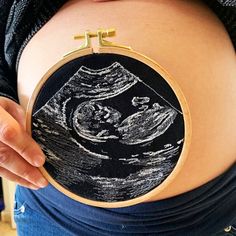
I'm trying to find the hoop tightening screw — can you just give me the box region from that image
[74,28,116,40]
[69,28,131,53]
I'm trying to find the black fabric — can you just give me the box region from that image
[205,0,236,49]
[0,0,236,101]
[30,53,185,202]
[0,0,66,101]
[0,0,16,101]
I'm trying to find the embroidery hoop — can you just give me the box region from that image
[26,29,192,208]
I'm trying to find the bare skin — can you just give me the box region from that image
[2,0,236,202]
[0,96,47,189]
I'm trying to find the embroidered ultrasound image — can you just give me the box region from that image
[32,53,185,202]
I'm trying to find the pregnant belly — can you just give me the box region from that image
[17,0,236,202]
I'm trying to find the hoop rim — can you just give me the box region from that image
[26,46,192,208]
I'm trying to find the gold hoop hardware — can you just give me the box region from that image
[64,28,131,57]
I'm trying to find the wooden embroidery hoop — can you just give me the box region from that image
[26,29,192,208]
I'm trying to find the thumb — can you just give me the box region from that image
[0,97,26,130]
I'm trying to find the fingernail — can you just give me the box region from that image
[34,155,45,167]
[36,177,48,188]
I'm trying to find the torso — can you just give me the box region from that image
[17,0,236,202]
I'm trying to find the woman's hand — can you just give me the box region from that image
[0,97,48,190]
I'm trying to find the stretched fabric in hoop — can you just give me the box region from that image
[28,51,189,206]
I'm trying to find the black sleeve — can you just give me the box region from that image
[205,0,236,49]
[0,0,66,103]
[0,0,18,102]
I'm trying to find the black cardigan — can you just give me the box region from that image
[0,0,235,102]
